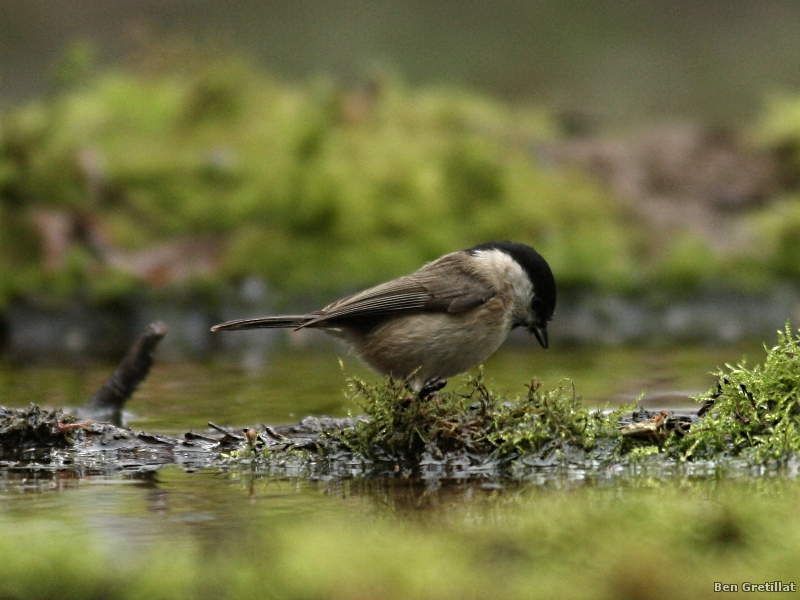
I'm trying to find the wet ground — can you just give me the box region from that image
[0,341,767,481]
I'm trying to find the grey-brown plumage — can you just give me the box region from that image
[212,241,556,389]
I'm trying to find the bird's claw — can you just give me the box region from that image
[418,377,446,400]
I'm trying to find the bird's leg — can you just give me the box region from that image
[418,377,446,400]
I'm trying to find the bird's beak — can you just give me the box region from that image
[530,324,549,349]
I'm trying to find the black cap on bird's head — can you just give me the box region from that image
[467,241,556,349]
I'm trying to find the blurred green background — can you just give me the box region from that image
[2,0,800,320]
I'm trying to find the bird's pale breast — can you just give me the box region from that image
[348,296,511,386]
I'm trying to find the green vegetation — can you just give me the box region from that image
[678,323,800,461]
[2,479,800,600]
[3,43,800,308]
[750,94,800,281]
[3,328,797,471]
[323,326,800,468]
[1,43,615,306]
[337,367,627,462]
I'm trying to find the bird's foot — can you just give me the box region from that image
[418,377,446,400]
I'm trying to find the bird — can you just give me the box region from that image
[211,241,556,395]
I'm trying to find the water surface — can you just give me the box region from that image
[1,341,796,597]
[0,342,765,434]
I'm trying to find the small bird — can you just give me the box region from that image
[211,241,556,394]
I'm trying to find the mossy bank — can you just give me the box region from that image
[2,43,800,315]
[219,325,800,478]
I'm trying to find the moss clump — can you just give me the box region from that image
[677,323,800,461]
[336,367,628,463]
[333,326,800,468]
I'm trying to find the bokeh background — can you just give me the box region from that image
[2,0,800,360]
[5,1,800,125]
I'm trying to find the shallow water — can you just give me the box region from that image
[1,341,797,596]
[0,342,765,435]
[0,342,769,505]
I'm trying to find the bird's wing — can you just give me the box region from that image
[298,254,494,328]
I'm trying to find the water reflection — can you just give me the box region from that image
[0,342,765,435]
[0,341,775,537]
[2,460,798,548]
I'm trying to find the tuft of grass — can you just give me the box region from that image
[336,366,630,463]
[677,323,800,461]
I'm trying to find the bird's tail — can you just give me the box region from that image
[210,315,311,332]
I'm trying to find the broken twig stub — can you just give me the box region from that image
[82,321,167,424]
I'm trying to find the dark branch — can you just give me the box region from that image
[83,321,167,423]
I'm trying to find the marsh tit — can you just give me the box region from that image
[211,241,556,393]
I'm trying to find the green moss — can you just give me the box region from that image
[678,323,800,461]
[0,43,657,303]
[753,195,800,280]
[3,482,800,599]
[755,93,800,166]
[336,367,630,462]
[327,326,800,466]
[0,517,200,600]
[656,232,722,288]
[5,44,800,305]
